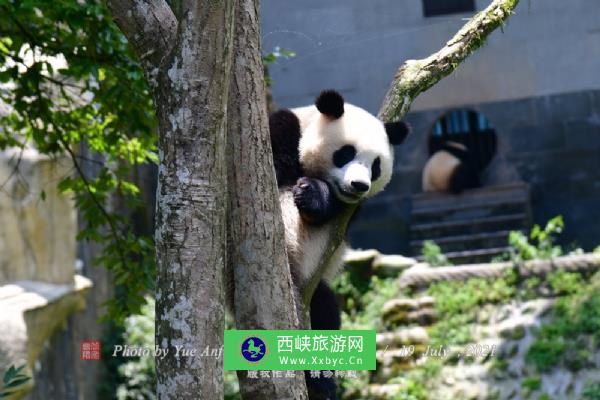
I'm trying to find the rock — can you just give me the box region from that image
[366,383,405,399]
[376,327,429,349]
[500,324,526,341]
[382,297,436,326]
[343,248,379,268]
[0,276,92,398]
[372,254,417,277]
[0,149,76,285]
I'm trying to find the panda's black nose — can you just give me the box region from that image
[351,181,370,193]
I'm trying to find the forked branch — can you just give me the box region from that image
[105,0,177,71]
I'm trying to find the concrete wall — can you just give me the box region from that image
[349,89,600,253]
[262,0,600,113]
[262,0,600,253]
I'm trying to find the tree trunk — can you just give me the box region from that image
[226,1,308,398]
[108,0,237,397]
[152,2,236,398]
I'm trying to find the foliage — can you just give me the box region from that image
[526,276,600,372]
[0,0,157,321]
[508,216,564,262]
[112,297,240,400]
[0,365,30,398]
[583,382,600,400]
[420,240,450,267]
[521,376,541,391]
[116,297,156,400]
[426,270,516,346]
[334,273,401,331]
[262,46,295,87]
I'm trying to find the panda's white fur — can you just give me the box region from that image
[280,189,346,283]
[294,103,394,203]
[283,102,395,284]
[422,141,466,193]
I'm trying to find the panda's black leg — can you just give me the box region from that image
[305,281,341,400]
[293,177,342,225]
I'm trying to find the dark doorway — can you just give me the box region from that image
[428,109,497,171]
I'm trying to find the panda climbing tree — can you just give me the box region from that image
[104,0,521,399]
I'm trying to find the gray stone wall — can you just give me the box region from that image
[349,89,600,254]
[262,0,600,254]
[262,0,600,114]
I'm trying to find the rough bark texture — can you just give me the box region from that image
[107,0,235,398]
[105,0,177,76]
[378,0,519,121]
[226,1,308,398]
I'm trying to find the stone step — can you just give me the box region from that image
[410,230,515,254]
[411,182,530,211]
[410,213,528,240]
[416,246,512,264]
[411,197,529,225]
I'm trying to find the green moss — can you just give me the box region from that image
[583,382,600,400]
[521,376,542,391]
[547,270,584,296]
[426,270,516,346]
[526,278,600,372]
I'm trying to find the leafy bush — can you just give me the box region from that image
[337,274,401,330]
[0,365,30,399]
[116,298,156,400]
[508,216,564,262]
[420,240,450,267]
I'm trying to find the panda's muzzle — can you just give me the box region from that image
[351,181,370,193]
[334,181,364,202]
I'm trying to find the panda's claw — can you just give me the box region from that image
[293,177,340,225]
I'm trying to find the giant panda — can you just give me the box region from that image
[422,141,481,194]
[269,90,409,399]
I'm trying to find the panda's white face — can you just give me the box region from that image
[295,103,395,204]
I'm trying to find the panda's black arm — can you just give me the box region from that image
[292,177,345,226]
[269,109,304,187]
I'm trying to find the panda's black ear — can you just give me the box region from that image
[315,90,344,119]
[384,121,410,145]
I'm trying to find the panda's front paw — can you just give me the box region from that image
[293,177,329,224]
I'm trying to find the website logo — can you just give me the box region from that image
[241,336,266,362]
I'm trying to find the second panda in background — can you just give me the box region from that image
[422,140,482,194]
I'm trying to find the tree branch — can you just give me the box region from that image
[104,0,177,72]
[378,0,519,121]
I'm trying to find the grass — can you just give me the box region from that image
[426,270,516,346]
[526,274,600,372]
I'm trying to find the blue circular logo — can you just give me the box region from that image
[241,336,266,362]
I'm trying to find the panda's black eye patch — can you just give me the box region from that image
[333,145,356,168]
[371,157,381,181]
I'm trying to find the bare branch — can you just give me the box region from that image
[378,0,519,121]
[105,0,177,71]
